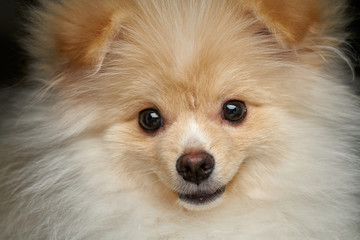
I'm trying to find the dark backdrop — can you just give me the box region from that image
[0,0,359,87]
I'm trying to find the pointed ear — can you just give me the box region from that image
[55,9,125,70]
[243,0,321,47]
[30,0,132,74]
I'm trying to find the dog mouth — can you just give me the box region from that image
[178,186,226,205]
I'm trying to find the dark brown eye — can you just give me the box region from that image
[138,109,163,132]
[222,100,247,123]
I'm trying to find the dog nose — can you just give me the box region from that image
[176,152,215,185]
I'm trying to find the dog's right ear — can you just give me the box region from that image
[28,0,134,76]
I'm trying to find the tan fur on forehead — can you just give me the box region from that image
[27,0,348,94]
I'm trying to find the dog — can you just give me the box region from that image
[1,0,359,239]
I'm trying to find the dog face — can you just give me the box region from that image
[30,0,329,210]
[98,9,301,210]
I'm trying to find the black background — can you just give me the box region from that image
[0,0,359,88]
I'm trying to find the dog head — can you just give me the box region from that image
[29,0,345,210]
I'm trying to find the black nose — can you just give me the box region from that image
[176,152,215,185]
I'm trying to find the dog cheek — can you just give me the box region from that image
[215,106,277,184]
[103,122,159,186]
[225,107,292,196]
[209,133,247,184]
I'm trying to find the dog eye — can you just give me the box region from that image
[138,109,163,132]
[222,100,247,123]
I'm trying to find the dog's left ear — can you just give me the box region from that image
[243,0,321,47]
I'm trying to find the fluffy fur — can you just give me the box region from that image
[1,0,359,239]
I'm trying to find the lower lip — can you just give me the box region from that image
[178,186,226,205]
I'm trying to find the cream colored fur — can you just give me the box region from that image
[0,0,359,239]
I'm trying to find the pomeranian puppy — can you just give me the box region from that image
[0,0,359,239]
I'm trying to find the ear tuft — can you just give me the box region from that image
[29,0,132,74]
[244,0,321,47]
[55,10,124,70]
